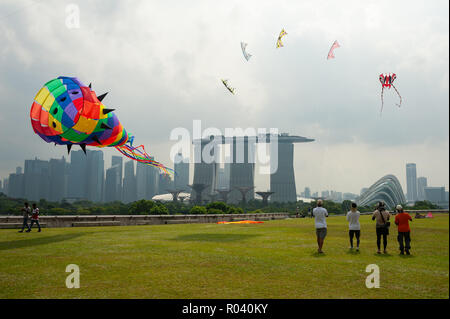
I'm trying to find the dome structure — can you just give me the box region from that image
[357,175,406,209]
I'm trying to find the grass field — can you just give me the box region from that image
[0,214,448,299]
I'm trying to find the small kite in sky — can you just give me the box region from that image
[30,76,173,174]
[379,73,402,114]
[276,29,287,48]
[327,40,340,59]
[240,42,252,61]
[221,79,235,95]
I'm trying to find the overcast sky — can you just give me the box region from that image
[0,0,448,195]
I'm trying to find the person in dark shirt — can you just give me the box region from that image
[19,202,31,233]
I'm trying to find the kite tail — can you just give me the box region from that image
[380,87,384,116]
[115,144,174,175]
[392,84,402,107]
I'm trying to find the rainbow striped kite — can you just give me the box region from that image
[30,76,173,174]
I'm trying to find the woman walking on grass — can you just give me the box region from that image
[346,202,361,251]
[372,202,391,254]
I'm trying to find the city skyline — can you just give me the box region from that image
[1,151,448,207]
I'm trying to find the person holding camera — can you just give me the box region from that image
[372,202,391,254]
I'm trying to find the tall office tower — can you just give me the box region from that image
[136,162,159,200]
[417,177,428,201]
[304,187,311,198]
[105,165,120,202]
[321,190,330,198]
[228,137,255,204]
[270,134,314,203]
[86,150,104,202]
[0,179,2,193]
[68,150,88,199]
[192,139,219,200]
[111,156,123,201]
[49,157,67,202]
[312,192,319,198]
[123,160,137,203]
[16,167,22,174]
[174,152,189,191]
[424,187,446,205]
[24,158,50,201]
[8,172,25,199]
[3,178,8,195]
[159,173,174,194]
[406,163,418,202]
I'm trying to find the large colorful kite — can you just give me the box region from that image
[327,40,340,59]
[30,76,173,174]
[276,29,287,48]
[379,73,402,114]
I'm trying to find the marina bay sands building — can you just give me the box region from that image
[192,133,314,204]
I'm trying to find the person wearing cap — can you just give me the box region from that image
[313,199,328,254]
[346,202,361,250]
[394,205,413,255]
[372,201,391,254]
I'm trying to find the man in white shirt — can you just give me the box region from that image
[313,199,328,253]
[346,203,361,250]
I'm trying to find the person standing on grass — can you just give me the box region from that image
[394,205,412,255]
[372,202,391,254]
[346,202,361,251]
[27,203,41,232]
[19,202,31,233]
[313,199,328,254]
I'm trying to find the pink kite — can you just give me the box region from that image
[327,40,340,59]
[426,212,433,218]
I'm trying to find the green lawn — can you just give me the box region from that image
[0,214,448,299]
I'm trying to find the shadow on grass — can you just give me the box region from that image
[311,251,327,257]
[373,252,394,258]
[346,249,361,255]
[0,233,85,251]
[171,233,260,243]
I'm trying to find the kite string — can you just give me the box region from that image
[380,87,384,116]
[115,144,174,175]
[392,84,402,107]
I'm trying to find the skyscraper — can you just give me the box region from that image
[8,171,24,199]
[417,177,428,201]
[68,150,88,199]
[123,160,137,203]
[105,165,120,202]
[406,163,417,202]
[174,152,189,191]
[229,137,255,204]
[49,157,67,202]
[136,162,159,200]
[304,187,311,198]
[86,150,104,202]
[24,158,50,201]
[111,156,123,201]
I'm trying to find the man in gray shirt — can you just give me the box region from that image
[19,202,31,233]
[313,199,329,254]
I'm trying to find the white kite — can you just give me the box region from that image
[327,40,340,59]
[240,42,252,61]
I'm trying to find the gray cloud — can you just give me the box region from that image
[0,0,448,194]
